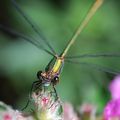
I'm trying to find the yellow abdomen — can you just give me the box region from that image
[52,59,63,73]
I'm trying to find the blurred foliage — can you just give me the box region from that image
[0,0,120,113]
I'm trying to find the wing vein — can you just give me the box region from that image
[0,24,55,56]
[65,53,120,59]
[11,0,56,55]
[65,60,120,75]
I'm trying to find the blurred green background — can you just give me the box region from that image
[0,0,120,112]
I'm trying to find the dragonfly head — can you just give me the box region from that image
[37,57,64,87]
[37,70,59,86]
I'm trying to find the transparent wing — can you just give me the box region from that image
[11,0,57,55]
[65,53,120,59]
[0,24,55,56]
[65,60,120,75]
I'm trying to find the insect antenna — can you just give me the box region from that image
[61,0,104,58]
[0,24,55,56]
[65,60,120,75]
[65,53,120,59]
[11,0,57,55]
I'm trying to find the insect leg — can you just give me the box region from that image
[53,85,58,101]
[22,80,40,111]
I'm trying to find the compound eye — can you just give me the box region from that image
[37,71,42,79]
[52,76,59,85]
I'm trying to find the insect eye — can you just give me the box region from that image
[37,71,42,79]
[52,76,59,85]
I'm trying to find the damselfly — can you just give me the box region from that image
[0,0,120,112]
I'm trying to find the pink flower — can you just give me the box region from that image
[3,114,12,120]
[0,102,33,120]
[79,103,97,120]
[109,75,120,100]
[104,75,120,120]
[32,91,63,120]
[63,103,79,120]
[80,103,96,113]
[104,99,120,120]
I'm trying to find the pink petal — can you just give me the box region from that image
[104,99,120,120]
[3,114,12,120]
[63,103,79,120]
[109,75,120,100]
